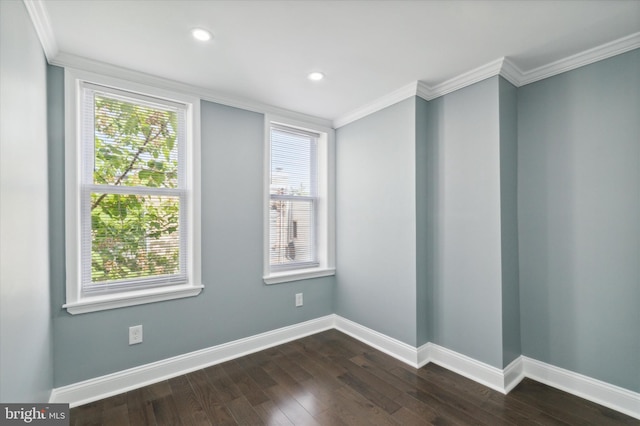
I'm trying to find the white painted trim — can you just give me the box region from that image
[50,315,335,407]
[333,81,419,128]
[519,32,640,86]
[50,52,333,129]
[63,285,203,315]
[333,34,639,127]
[503,356,525,393]
[415,81,434,102]
[49,315,640,420]
[62,68,203,314]
[333,58,511,127]
[264,268,336,285]
[428,343,507,394]
[499,58,524,88]
[333,316,420,367]
[426,58,505,101]
[24,1,638,129]
[416,342,431,368]
[522,357,640,420]
[262,116,336,285]
[22,0,58,61]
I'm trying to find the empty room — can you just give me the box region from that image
[1,0,639,424]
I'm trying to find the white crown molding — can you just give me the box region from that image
[26,0,637,129]
[415,81,434,101]
[332,81,419,129]
[334,57,518,127]
[50,52,333,129]
[334,33,639,127]
[425,58,506,101]
[499,58,524,88]
[519,32,640,86]
[23,0,59,61]
[50,315,334,407]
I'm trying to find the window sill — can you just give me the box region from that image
[63,284,204,315]
[264,267,335,285]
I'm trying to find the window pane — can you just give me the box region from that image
[270,128,316,196]
[269,198,314,267]
[94,94,179,189]
[90,192,181,283]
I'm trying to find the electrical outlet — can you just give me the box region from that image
[295,293,303,307]
[129,325,143,345]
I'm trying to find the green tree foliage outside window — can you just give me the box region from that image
[89,94,182,284]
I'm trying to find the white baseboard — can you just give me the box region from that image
[50,315,334,407]
[522,357,640,420]
[427,343,510,394]
[503,356,525,393]
[50,314,640,420]
[333,315,421,367]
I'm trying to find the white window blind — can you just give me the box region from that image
[79,82,188,294]
[269,125,319,270]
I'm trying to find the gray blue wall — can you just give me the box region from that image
[335,98,418,346]
[48,71,335,387]
[0,0,54,402]
[415,97,431,347]
[518,50,640,392]
[499,77,521,367]
[426,77,504,368]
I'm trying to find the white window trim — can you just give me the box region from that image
[263,115,336,284]
[63,68,202,314]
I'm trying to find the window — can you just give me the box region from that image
[64,70,201,314]
[264,118,335,284]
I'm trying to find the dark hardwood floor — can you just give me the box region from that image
[70,330,639,425]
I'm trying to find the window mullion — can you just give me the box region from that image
[85,184,184,197]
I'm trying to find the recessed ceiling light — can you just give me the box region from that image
[191,28,212,42]
[308,72,325,81]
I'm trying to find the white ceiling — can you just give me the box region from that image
[36,0,640,123]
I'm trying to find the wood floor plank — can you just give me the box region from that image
[70,330,640,426]
[185,369,237,425]
[101,403,129,426]
[142,380,172,402]
[508,378,637,425]
[415,363,543,425]
[253,400,295,425]
[311,408,351,426]
[225,395,264,425]
[126,387,157,426]
[333,385,399,426]
[337,370,402,415]
[276,342,344,391]
[294,344,351,381]
[202,364,243,403]
[262,384,321,426]
[151,394,183,426]
[168,374,212,426]
[299,378,365,426]
[391,366,511,425]
[335,356,403,401]
[71,399,104,426]
[269,345,315,383]
[390,406,432,426]
[263,362,328,416]
[393,391,468,426]
[221,359,270,406]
